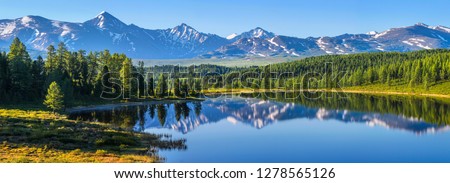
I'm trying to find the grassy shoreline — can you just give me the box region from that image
[200,81,450,99]
[1,82,449,163]
[0,107,185,163]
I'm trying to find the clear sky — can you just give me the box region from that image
[1,0,450,38]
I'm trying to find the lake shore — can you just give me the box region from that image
[200,87,450,99]
[0,107,185,163]
[67,98,204,113]
[2,86,449,163]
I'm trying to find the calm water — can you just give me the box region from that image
[69,93,450,162]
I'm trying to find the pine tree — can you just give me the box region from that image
[31,56,46,98]
[181,80,189,97]
[62,77,74,107]
[44,45,57,74]
[424,73,430,91]
[147,74,155,97]
[156,73,167,98]
[56,42,68,71]
[174,78,181,97]
[263,66,271,89]
[44,82,64,113]
[137,61,145,98]
[7,37,32,99]
[0,52,8,101]
[387,75,391,86]
[120,58,132,98]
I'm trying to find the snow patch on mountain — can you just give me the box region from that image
[226,33,238,40]
[21,16,34,26]
[0,23,16,36]
[367,31,378,35]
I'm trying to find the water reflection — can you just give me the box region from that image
[69,93,450,135]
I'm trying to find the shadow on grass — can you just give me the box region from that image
[0,116,186,162]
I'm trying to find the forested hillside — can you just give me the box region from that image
[233,49,450,92]
[1,37,450,107]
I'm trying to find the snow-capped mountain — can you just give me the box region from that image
[230,27,276,40]
[1,12,450,59]
[0,12,229,59]
[206,23,450,58]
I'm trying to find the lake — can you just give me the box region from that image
[69,92,450,163]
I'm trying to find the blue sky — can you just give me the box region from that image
[1,0,449,38]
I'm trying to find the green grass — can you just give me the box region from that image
[0,108,185,163]
[344,80,450,96]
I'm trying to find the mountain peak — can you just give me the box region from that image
[98,11,109,15]
[239,27,275,39]
[171,23,198,33]
[174,23,194,30]
[414,22,430,27]
[85,11,127,30]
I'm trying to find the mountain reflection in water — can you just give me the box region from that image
[69,93,450,135]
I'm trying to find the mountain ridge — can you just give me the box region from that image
[1,11,450,59]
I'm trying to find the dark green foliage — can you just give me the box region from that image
[136,61,145,98]
[0,38,137,104]
[0,52,8,101]
[237,49,450,90]
[147,75,155,97]
[120,58,132,99]
[30,56,46,98]
[156,73,168,98]
[2,36,450,104]
[7,38,32,99]
[174,78,181,97]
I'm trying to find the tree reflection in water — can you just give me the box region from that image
[69,93,450,134]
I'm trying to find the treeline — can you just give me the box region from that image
[0,38,131,106]
[236,49,450,90]
[0,38,155,105]
[2,37,450,106]
[0,38,225,106]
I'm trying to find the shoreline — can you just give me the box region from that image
[67,89,450,112]
[67,98,205,113]
[201,88,450,99]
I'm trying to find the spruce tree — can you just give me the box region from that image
[120,58,132,98]
[156,73,167,98]
[44,82,64,113]
[137,61,145,98]
[174,78,181,97]
[0,52,8,101]
[147,75,155,97]
[7,37,32,99]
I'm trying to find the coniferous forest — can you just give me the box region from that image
[2,37,450,108]
[2,37,450,109]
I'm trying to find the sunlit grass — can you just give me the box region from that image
[344,80,450,97]
[0,142,155,163]
[0,108,185,163]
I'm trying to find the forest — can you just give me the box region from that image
[1,37,450,110]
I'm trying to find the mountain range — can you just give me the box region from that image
[1,11,450,59]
